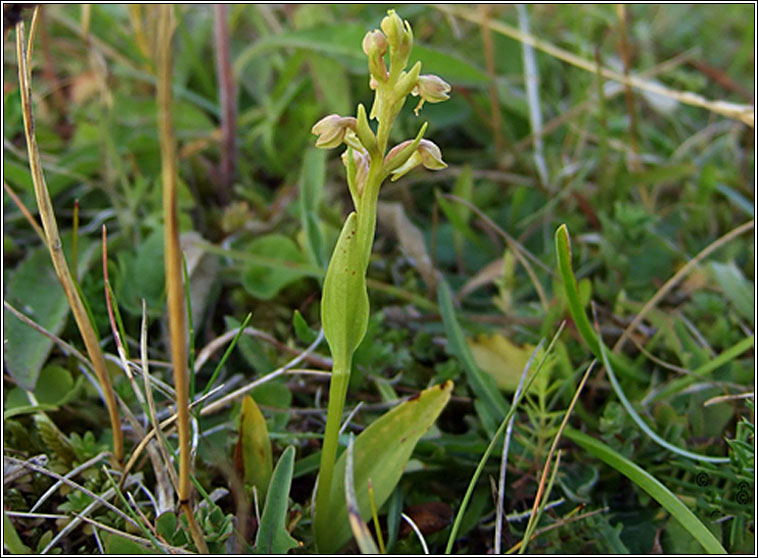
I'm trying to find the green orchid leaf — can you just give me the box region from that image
[316,381,453,553]
[234,395,273,497]
[321,212,370,367]
[255,446,299,555]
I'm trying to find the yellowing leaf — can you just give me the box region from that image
[467,333,545,392]
[234,396,273,496]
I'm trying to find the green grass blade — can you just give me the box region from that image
[563,428,727,554]
[555,224,729,464]
[445,323,564,554]
[649,334,755,403]
[598,338,729,463]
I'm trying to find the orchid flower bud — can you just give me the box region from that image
[411,74,451,115]
[311,114,358,149]
[362,30,388,84]
[341,147,370,196]
[381,9,413,70]
[388,139,446,181]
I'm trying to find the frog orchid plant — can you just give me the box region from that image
[310,9,450,547]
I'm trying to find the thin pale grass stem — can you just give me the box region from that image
[505,498,564,523]
[195,325,331,371]
[704,392,754,407]
[5,511,67,520]
[600,331,730,463]
[119,384,226,488]
[199,328,326,415]
[30,451,110,513]
[73,513,192,554]
[127,491,161,540]
[514,48,697,152]
[3,180,46,243]
[517,4,548,188]
[141,300,180,504]
[103,225,148,419]
[401,513,430,554]
[613,219,754,353]
[26,3,41,63]
[120,330,325,485]
[92,522,105,554]
[197,312,253,412]
[1,459,142,554]
[42,492,120,555]
[15,18,123,464]
[495,340,544,554]
[3,300,90,368]
[102,467,166,552]
[628,334,693,376]
[339,401,364,435]
[519,360,595,553]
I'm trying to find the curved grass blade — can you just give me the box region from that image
[555,224,729,464]
[563,428,727,554]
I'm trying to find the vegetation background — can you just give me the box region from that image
[3,4,754,554]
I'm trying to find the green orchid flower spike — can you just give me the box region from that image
[310,9,450,551]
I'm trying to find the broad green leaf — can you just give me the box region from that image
[4,233,94,391]
[321,212,369,366]
[241,234,312,300]
[316,381,453,553]
[255,446,299,555]
[4,244,68,391]
[437,281,509,423]
[33,365,76,406]
[564,428,727,554]
[234,396,273,496]
[299,148,327,268]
